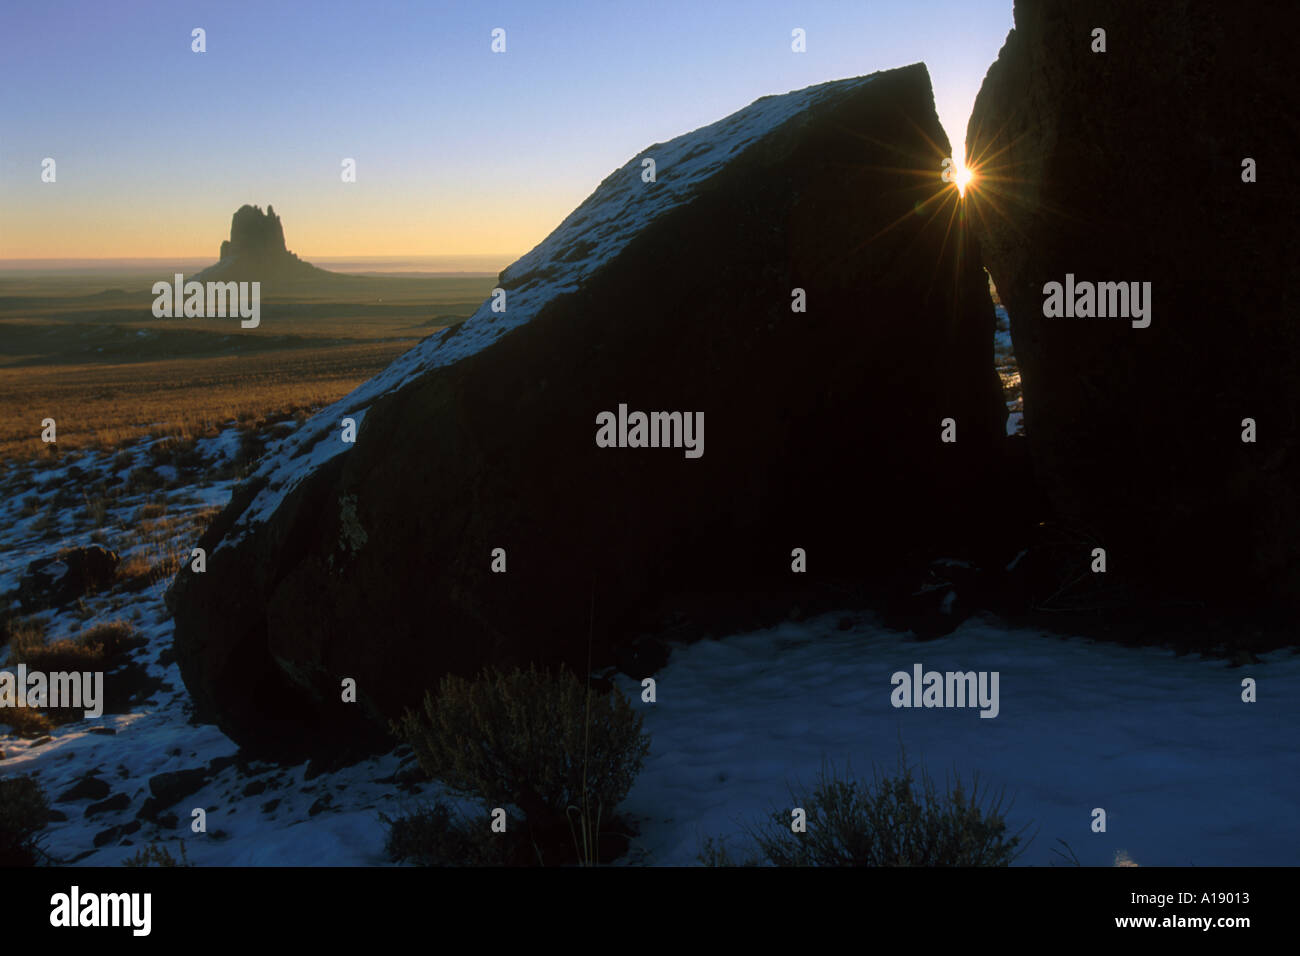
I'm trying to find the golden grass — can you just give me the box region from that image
[8,618,139,672]
[1,706,54,737]
[0,341,415,460]
[0,271,495,462]
[116,512,203,589]
[2,619,142,733]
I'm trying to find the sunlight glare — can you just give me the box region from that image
[955,163,975,197]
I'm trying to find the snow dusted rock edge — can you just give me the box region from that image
[170,62,1014,761]
[217,72,891,543]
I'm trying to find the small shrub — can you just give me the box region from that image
[10,630,105,672]
[115,553,152,591]
[5,620,142,725]
[380,801,513,866]
[77,619,145,659]
[116,514,188,590]
[82,493,110,528]
[1,707,54,738]
[394,665,649,863]
[697,835,761,867]
[0,775,51,866]
[704,752,1030,867]
[125,466,165,496]
[123,841,191,867]
[6,617,49,662]
[1049,838,1082,866]
[134,501,168,522]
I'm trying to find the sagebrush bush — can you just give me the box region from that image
[8,618,141,672]
[1,706,54,738]
[380,800,514,866]
[122,841,192,867]
[395,665,650,835]
[0,774,51,866]
[703,753,1029,867]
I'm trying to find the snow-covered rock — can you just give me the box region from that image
[171,63,1011,761]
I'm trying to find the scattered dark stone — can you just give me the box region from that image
[207,755,239,775]
[241,779,267,797]
[93,825,124,848]
[149,767,208,802]
[261,798,281,814]
[308,795,333,816]
[395,764,425,785]
[156,812,179,830]
[30,736,52,748]
[17,545,120,611]
[138,769,210,823]
[87,727,117,736]
[85,792,130,818]
[56,774,110,803]
[48,809,68,822]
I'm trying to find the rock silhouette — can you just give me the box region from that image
[170,65,1011,760]
[967,0,1299,606]
[194,204,339,283]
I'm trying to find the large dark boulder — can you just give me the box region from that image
[967,1,1299,605]
[170,64,1009,760]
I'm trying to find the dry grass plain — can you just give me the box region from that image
[0,269,497,460]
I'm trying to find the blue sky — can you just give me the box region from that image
[0,0,1013,258]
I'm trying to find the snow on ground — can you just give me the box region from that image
[615,615,1300,866]
[3,413,1295,868]
[0,427,457,865]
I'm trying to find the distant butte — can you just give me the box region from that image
[194,204,342,283]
